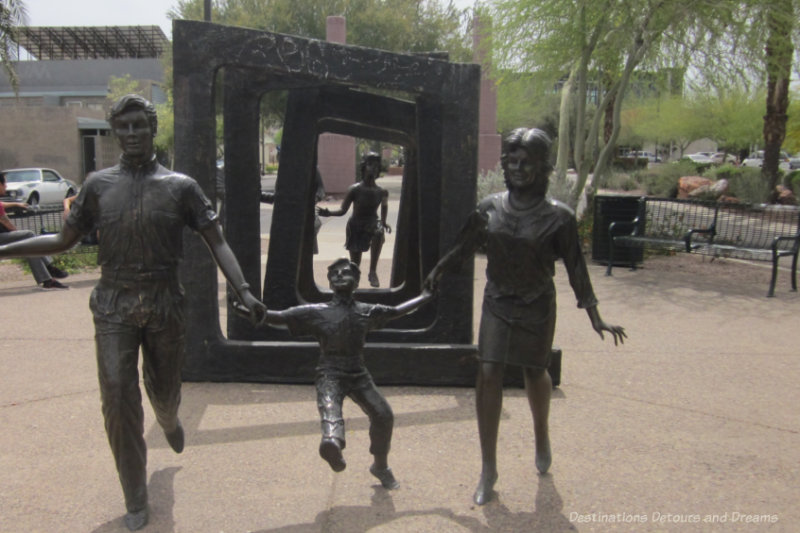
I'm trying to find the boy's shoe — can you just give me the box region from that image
[41,279,68,290]
[319,438,346,472]
[368,272,379,287]
[46,264,69,278]
[369,465,399,489]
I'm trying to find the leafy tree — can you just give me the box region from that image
[108,66,177,165]
[486,0,766,209]
[785,93,800,153]
[701,89,764,158]
[107,74,141,102]
[169,0,471,61]
[495,72,560,135]
[0,0,27,93]
[623,90,763,160]
[168,1,471,160]
[761,0,794,197]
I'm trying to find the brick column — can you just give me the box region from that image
[473,15,501,175]
[317,16,357,193]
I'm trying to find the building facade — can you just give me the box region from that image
[1,26,168,184]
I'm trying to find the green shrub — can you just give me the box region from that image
[612,157,648,171]
[477,165,505,199]
[16,251,98,276]
[724,167,769,203]
[50,251,98,272]
[678,158,713,174]
[705,163,741,181]
[786,170,800,197]
[604,171,640,191]
[637,160,698,197]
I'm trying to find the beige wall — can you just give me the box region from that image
[0,106,115,184]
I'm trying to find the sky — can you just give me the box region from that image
[25,0,480,40]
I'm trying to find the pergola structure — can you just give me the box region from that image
[15,26,168,60]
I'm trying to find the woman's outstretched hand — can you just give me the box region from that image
[587,306,626,345]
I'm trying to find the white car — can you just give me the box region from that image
[742,150,791,172]
[683,153,714,164]
[0,168,78,206]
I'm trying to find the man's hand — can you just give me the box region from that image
[238,290,266,325]
[317,206,330,217]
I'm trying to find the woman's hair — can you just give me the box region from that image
[108,94,158,136]
[500,127,554,191]
[359,152,382,181]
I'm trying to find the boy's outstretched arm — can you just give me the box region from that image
[390,289,434,318]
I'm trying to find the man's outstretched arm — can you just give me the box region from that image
[199,222,266,323]
[0,223,83,258]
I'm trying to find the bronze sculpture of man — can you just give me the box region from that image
[0,94,265,530]
[317,152,391,287]
[426,127,625,505]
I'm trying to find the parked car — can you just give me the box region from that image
[742,150,791,171]
[683,153,714,164]
[711,152,735,165]
[630,150,662,163]
[789,154,800,170]
[0,168,78,207]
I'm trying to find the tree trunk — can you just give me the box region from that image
[555,66,576,186]
[762,1,793,202]
[604,93,615,144]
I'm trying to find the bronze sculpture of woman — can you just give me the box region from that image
[426,127,625,505]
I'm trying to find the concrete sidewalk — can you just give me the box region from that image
[1,247,799,531]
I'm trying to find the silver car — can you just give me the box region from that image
[0,168,78,206]
[741,150,791,172]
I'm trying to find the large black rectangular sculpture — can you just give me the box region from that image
[173,20,482,385]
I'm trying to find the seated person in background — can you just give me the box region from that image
[234,258,432,489]
[0,175,68,289]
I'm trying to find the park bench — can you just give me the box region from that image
[7,206,98,255]
[605,196,800,297]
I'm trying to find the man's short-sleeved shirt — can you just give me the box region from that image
[66,157,217,270]
[282,301,396,370]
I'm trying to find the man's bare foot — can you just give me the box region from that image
[473,470,498,505]
[319,438,346,472]
[536,437,551,474]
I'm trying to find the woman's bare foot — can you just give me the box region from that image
[473,469,498,505]
[535,437,551,474]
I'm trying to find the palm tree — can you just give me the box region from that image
[1,0,28,93]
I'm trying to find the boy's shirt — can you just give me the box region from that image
[283,301,396,371]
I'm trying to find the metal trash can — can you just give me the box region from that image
[592,194,644,265]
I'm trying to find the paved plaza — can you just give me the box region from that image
[1,182,798,531]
